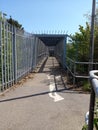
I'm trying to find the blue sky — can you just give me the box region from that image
[1,0,92,34]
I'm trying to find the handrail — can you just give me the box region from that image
[88,70,98,130]
[90,70,98,97]
[90,70,98,80]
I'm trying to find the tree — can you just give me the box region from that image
[7,16,24,30]
[67,22,90,62]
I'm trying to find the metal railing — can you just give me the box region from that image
[0,19,48,92]
[65,35,95,84]
[66,57,98,84]
[88,70,98,130]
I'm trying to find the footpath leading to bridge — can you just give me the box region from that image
[0,57,90,130]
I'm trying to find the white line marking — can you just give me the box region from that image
[47,75,64,102]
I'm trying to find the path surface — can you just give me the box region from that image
[0,57,90,130]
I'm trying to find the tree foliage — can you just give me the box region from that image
[67,22,90,62]
[67,5,98,63]
[67,18,98,62]
[7,16,24,30]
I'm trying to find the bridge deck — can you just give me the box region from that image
[0,57,90,130]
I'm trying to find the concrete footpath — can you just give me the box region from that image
[0,57,90,130]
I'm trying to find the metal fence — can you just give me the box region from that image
[0,19,48,92]
[66,57,98,84]
[55,35,66,68]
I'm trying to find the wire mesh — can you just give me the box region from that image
[0,18,48,92]
[55,38,65,66]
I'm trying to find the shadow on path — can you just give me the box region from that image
[0,57,84,103]
[0,88,84,103]
[38,57,48,73]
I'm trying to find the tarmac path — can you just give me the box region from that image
[0,57,90,130]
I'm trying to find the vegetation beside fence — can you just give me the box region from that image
[66,22,98,90]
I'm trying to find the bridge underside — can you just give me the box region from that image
[35,34,66,68]
[35,34,66,46]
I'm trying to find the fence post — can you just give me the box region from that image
[0,21,4,91]
[63,35,67,69]
[33,36,37,69]
[13,26,17,83]
[73,61,76,85]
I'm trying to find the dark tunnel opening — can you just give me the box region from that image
[35,34,66,57]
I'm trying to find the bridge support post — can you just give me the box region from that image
[63,35,67,69]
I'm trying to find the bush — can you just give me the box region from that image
[82,81,91,92]
[82,124,88,130]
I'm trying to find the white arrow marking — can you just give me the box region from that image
[47,75,64,102]
[53,92,64,102]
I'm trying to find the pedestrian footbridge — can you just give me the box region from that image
[0,14,98,130]
[1,19,98,91]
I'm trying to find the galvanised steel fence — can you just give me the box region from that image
[0,18,48,92]
[55,35,67,68]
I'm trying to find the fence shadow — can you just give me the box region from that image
[38,57,48,73]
